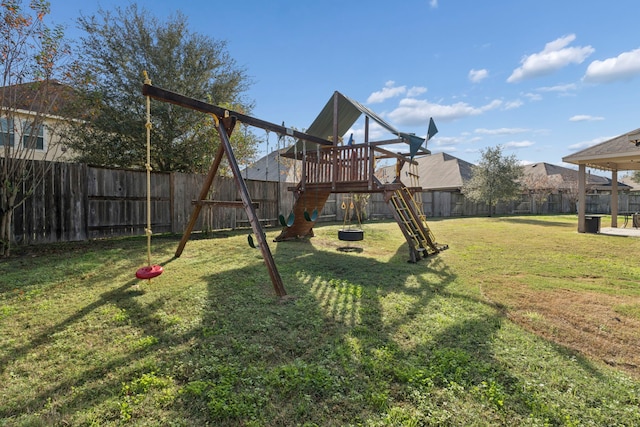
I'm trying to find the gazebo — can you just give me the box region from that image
[563,128,640,232]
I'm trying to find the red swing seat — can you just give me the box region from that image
[136,264,164,280]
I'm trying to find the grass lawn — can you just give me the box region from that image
[1,215,640,426]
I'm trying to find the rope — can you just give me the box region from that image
[143,71,153,266]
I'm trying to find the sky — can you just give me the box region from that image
[48,0,640,168]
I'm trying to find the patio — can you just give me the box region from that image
[600,226,640,238]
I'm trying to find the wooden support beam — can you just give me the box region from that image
[367,117,374,191]
[217,116,287,297]
[369,138,406,146]
[191,200,259,208]
[145,83,286,296]
[332,92,339,191]
[143,84,332,147]
[373,146,419,165]
[175,144,225,257]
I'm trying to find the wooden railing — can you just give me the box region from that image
[304,144,371,185]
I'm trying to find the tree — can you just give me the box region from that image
[462,145,524,216]
[0,0,72,256]
[64,4,256,173]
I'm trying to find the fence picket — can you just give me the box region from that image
[7,159,621,247]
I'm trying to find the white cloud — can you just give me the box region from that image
[388,98,502,125]
[524,92,543,101]
[433,136,464,146]
[468,68,489,83]
[537,83,578,92]
[407,86,427,97]
[504,99,524,110]
[429,0,438,8]
[507,34,594,83]
[569,115,604,122]
[568,136,612,150]
[475,127,530,135]
[367,81,406,103]
[583,48,640,83]
[432,146,457,153]
[504,140,535,148]
[348,122,393,142]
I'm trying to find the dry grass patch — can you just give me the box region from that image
[483,283,640,375]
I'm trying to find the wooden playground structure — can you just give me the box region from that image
[142,84,448,297]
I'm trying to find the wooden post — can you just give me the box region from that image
[143,84,287,296]
[175,144,225,257]
[217,116,287,297]
[332,91,339,191]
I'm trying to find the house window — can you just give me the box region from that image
[22,121,44,150]
[0,118,14,147]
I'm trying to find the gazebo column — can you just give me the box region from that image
[578,164,586,233]
[611,169,618,228]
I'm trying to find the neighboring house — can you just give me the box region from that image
[375,156,630,215]
[241,148,299,183]
[523,162,630,192]
[520,162,631,214]
[620,174,640,192]
[375,152,473,190]
[375,152,475,216]
[0,80,78,162]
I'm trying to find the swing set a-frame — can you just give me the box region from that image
[142,83,447,298]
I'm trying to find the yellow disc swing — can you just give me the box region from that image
[135,71,164,281]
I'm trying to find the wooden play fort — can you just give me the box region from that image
[143,84,448,297]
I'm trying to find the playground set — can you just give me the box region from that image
[138,79,448,296]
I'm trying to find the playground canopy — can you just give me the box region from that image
[563,128,640,231]
[284,91,431,160]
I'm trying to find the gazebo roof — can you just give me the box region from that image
[562,128,640,171]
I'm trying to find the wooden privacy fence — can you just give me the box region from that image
[10,161,640,246]
[11,161,336,246]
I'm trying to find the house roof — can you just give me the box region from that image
[562,128,640,171]
[523,162,631,191]
[620,175,640,192]
[376,152,473,191]
[241,148,297,182]
[374,156,631,193]
[0,80,79,118]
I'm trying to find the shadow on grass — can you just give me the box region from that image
[0,280,156,417]
[167,233,606,424]
[497,215,576,228]
[0,239,182,420]
[0,227,627,424]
